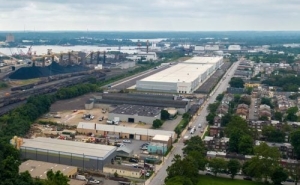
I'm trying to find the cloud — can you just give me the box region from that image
[0,0,299,31]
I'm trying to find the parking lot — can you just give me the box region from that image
[249,97,259,120]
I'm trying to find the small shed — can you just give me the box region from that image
[116,147,133,157]
[152,134,172,148]
[85,99,94,110]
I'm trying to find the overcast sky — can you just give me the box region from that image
[0,0,299,31]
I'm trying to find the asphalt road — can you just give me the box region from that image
[249,97,259,120]
[148,60,241,185]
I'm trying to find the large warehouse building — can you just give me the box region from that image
[77,122,176,141]
[20,137,117,170]
[136,57,223,93]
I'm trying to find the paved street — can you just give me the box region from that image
[149,60,241,185]
[249,97,259,120]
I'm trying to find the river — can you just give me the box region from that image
[0,45,140,56]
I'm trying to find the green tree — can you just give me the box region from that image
[166,155,198,184]
[165,176,193,185]
[152,119,163,129]
[208,158,227,176]
[220,113,232,127]
[238,135,254,155]
[261,97,273,108]
[271,167,288,185]
[229,77,244,88]
[206,112,215,125]
[262,125,285,143]
[274,111,283,121]
[182,113,191,120]
[227,159,241,179]
[161,110,170,120]
[245,142,280,181]
[44,170,69,185]
[285,107,299,121]
[216,93,224,102]
[183,136,206,155]
[290,130,300,158]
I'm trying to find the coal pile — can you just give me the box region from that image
[9,62,90,79]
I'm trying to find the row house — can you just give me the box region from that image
[204,136,229,152]
[248,120,270,131]
[209,126,225,137]
[256,140,296,159]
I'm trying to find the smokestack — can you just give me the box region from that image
[103,51,106,64]
[146,40,149,53]
[97,51,100,64]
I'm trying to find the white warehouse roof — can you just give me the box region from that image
[183,57,223,64]
[139,63,213,83]
[78,122,175,138]
[21,137,116,159]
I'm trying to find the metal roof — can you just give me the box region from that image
[139,63,213,83]
[78,122,175,138]
[110,104,161,117]
[21,137,116,159]
[183,57,223,64]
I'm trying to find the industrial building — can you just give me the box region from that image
[85,93,190,114]
[77,122,175,141]
[103,164,141,178]
[108,104,161,124]
[19,160,78,179]
[20,137,117,170]
[136,57,223,93]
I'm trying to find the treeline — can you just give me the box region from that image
[0,81,101,184]
[262,75,300,91]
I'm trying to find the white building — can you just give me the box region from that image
[136,57,223,93]
[194,46,205,51]
[205,45,219,51]
[228,45,241,51]
[126,51,157,61]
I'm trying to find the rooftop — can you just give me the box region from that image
[77,122,175,138]
[139,63,213,83]
[110,104,161,117]
[21,137,116,159]
[152,135,170,142]
[182,57,223,64]
[104,164,141,172]
[19,160,77,180]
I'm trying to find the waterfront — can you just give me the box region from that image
[0,45,140,56]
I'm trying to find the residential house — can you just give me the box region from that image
[236,103,249,119]
[256,141,296,159]
[204,136,229,152]
[209,126,225,137]
[248,120,270,131]
[222,94,234,105]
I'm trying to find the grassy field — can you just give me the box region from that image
[197,175,264,185]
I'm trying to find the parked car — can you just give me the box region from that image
[88,178,100,184]
[145,172,151,177]
[243,176,252,181]
[129,158,139,163]
[123,140,132,143]
[198,123,202,128]
[141,146,148,150]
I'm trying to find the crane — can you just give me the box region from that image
[0,51,18,65]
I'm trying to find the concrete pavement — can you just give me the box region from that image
[148,60,241,185]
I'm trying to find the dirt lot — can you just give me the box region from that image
[50,93,97,112]
[41,107,152,130]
